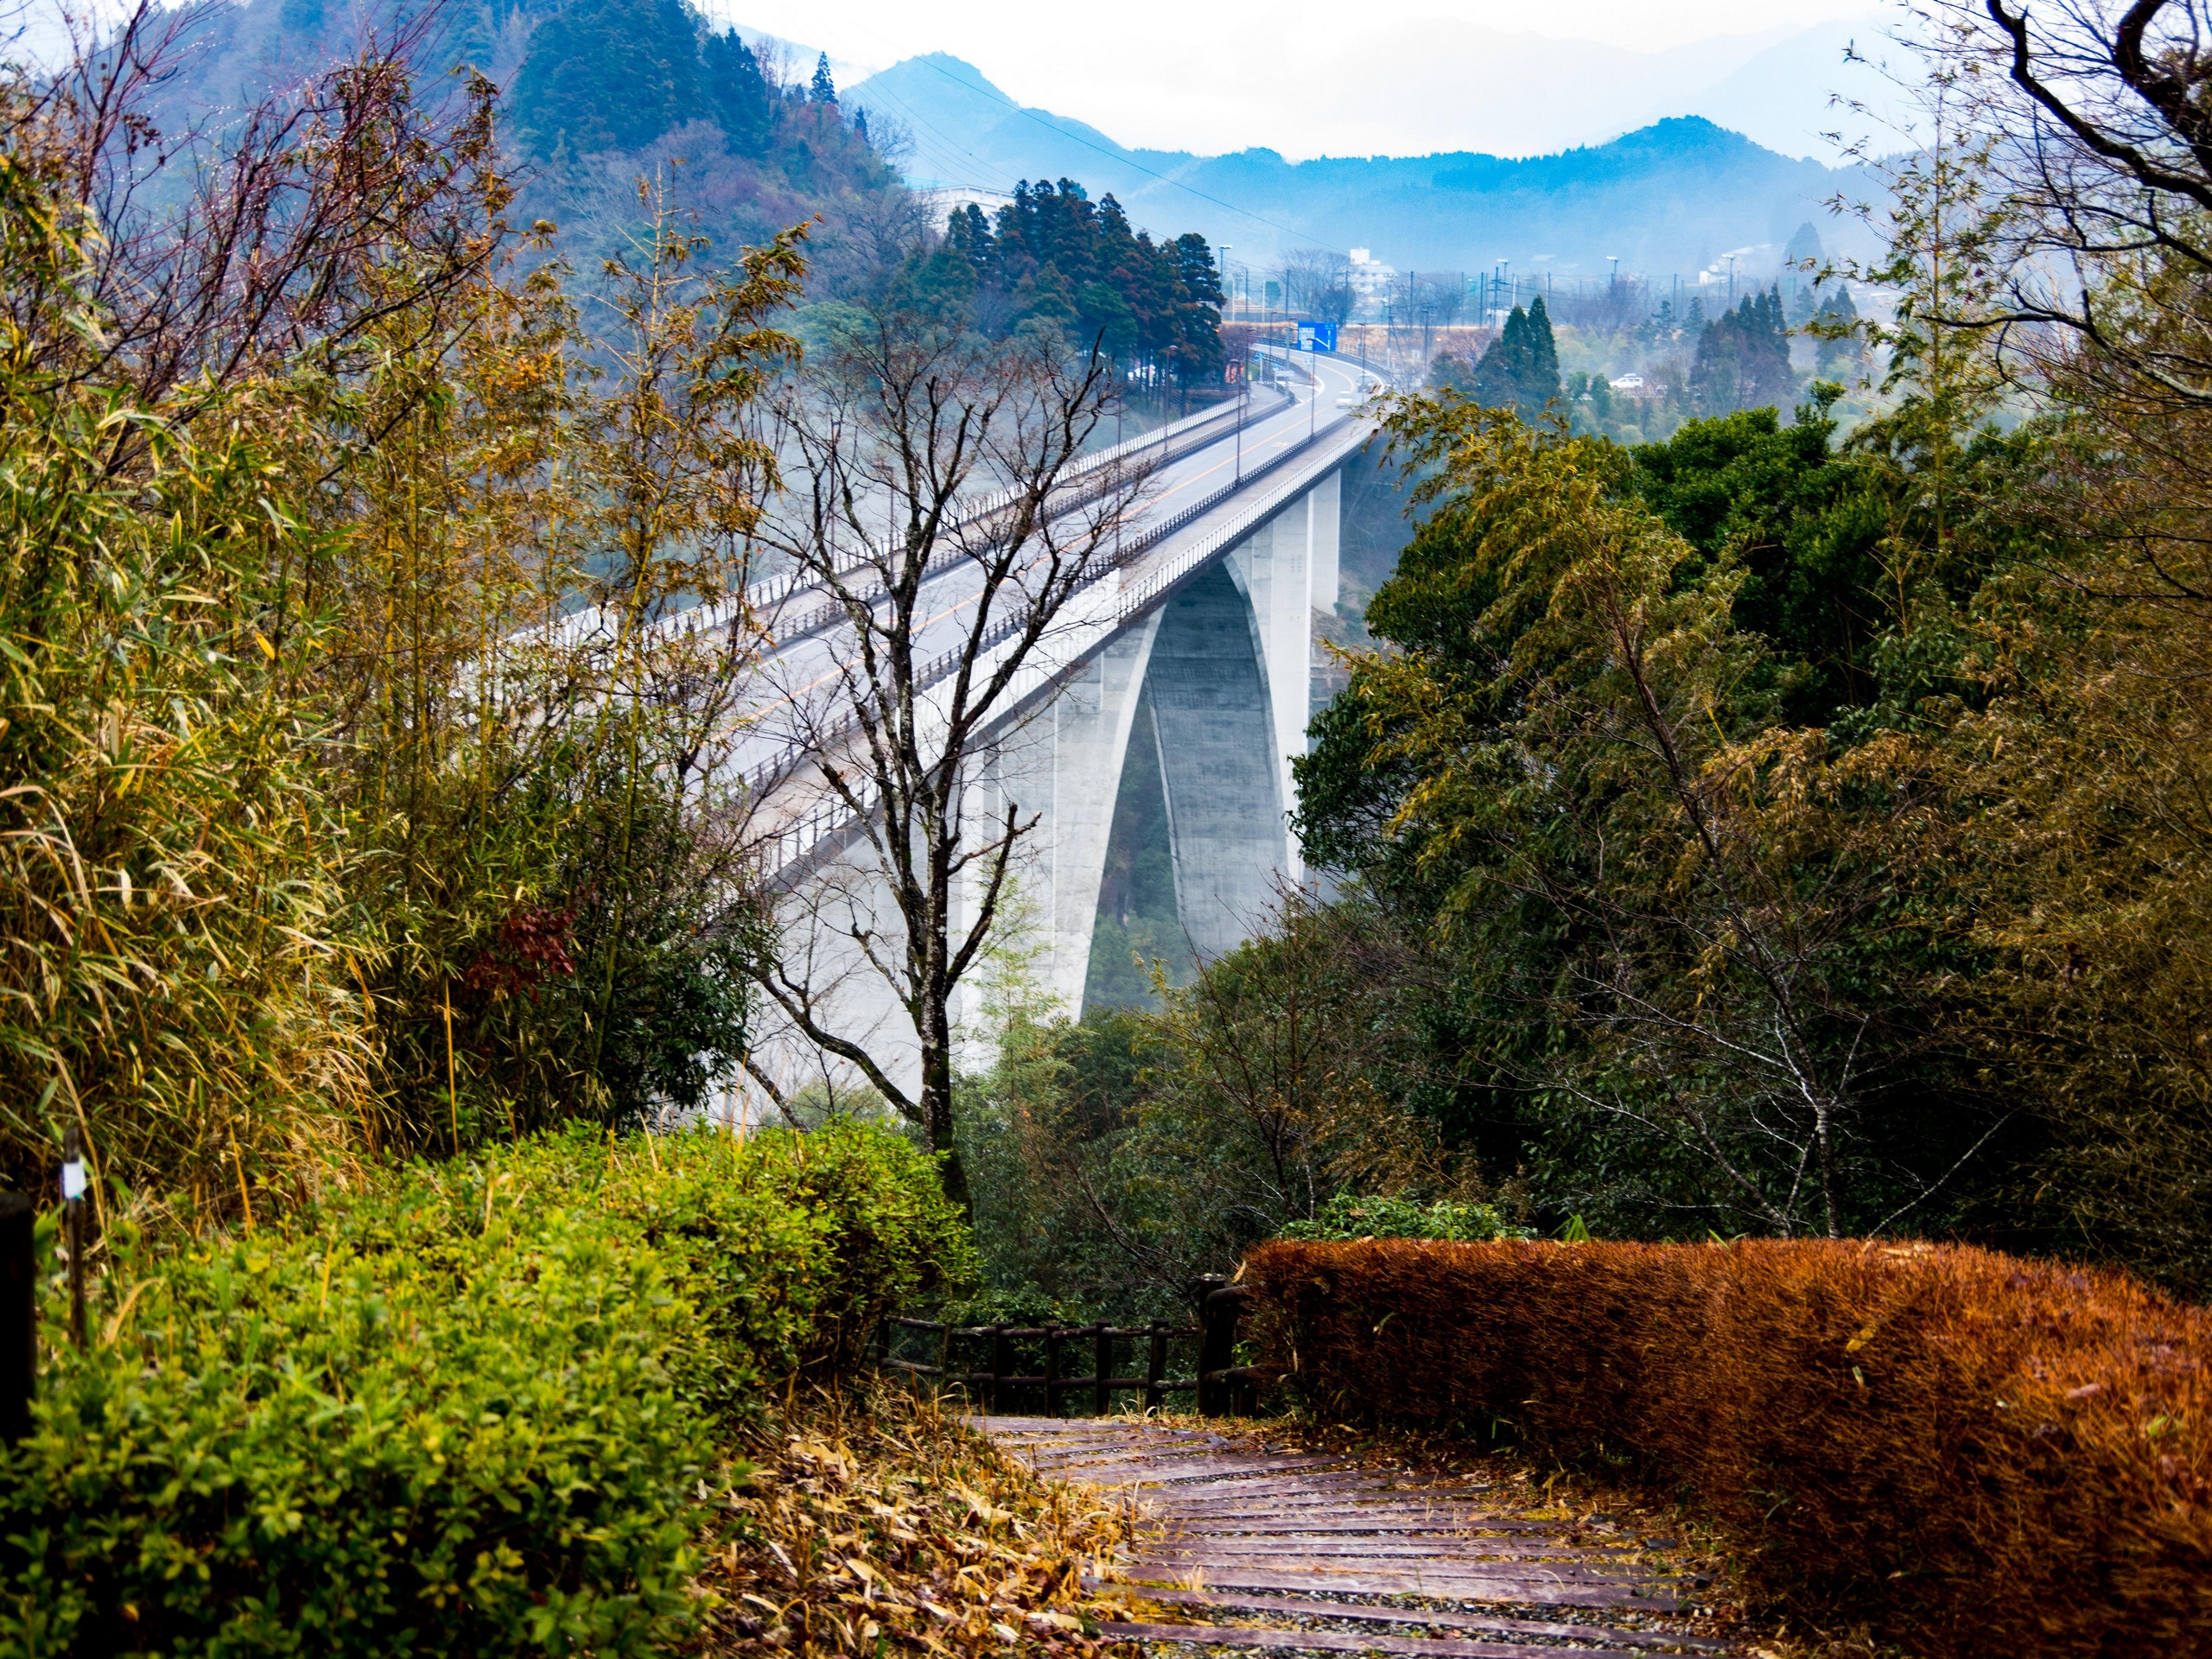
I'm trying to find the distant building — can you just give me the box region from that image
[1348,247,1396,314]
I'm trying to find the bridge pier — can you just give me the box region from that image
[1039,613,1163,1014]
[1147,563,1288,961]
[1227,466,1339,885]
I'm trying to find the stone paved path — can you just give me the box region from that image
[982,1417,1736,1659]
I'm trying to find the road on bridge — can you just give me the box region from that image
[732,352,1376,803]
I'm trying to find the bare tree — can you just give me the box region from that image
[1392,271,1465,369]
[743,308,1148,1201]
[1911,0,2212,403]
[5,0,504,461]
[1279,249,1355,327]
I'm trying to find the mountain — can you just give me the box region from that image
[1693,20,1923,159]
[821,12,1895,166]
[849,54,1876,279]
[121,0,899,283]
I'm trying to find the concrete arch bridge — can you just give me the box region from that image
[733,349,1381,1105]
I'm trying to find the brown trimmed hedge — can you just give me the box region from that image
[1243,1238,2212,1657]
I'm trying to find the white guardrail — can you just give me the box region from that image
[752,390,1379,879]
[673,385,1293,655]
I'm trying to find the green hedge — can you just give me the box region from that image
[1277,1194,1534,1243]
[0,1120,969,1657]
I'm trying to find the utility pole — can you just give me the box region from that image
[1236,348,1246,481]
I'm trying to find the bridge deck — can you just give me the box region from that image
[982,1417,1740,1658]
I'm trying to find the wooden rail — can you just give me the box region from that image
[874,1278,1260,1416]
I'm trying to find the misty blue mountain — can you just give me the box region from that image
[850,54,1877,279]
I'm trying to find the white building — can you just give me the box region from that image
[1348,247,1396,311]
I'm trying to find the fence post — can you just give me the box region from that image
[61,1123,86,1351]
[987,1325,1009,1415]
[1092,1325,1113,1418]
[937,1320,952,1400]
[1043,1325,1062,1419]
[1198,1278,1249,1417]
[1145,1321,1166,1413]
[0,1193,30,1445]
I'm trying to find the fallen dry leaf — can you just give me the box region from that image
[694,1380,1136,1656]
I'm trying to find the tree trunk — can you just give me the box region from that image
[919,1000,970,1214]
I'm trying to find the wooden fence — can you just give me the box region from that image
[874,1277,1257,1417]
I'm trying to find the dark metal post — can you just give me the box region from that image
[937,1320,952,1397]
[1198,1278,1249,1417]
[61,1123,86,1351]
[0,1193,32,1443]
[987,1325,1009,1415]
[1092,1325,1113,1418]
[1195,1276,1225,1414]
[1043,1325,1062,1419]
[1145,1321,1167,1413]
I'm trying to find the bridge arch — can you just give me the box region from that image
[1037,465,1342,1012]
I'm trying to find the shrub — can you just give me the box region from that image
[737,1116,979,1370]
[0,1120,968,1656]
[1244,1238,2212,1659]
[1277,1193,1533,1243]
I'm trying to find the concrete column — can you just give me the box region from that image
[1229,479,1328,881]
[1147,562,1290,961]
[1039,613,1162,1014]
[1310,466,1342,615]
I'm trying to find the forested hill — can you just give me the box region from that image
[849,54,1876,276]
[139,0,900,277]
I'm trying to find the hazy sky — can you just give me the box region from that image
[720,0,1892,158]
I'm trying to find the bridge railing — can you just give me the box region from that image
[874,1279,1257,1417]
[743,403,1379,876]
[745,384,1297,656]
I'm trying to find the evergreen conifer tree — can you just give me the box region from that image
[1522,294,1560,404]
[701,28,772,156]
[1471,307,1529,408]
[511,0,702,155]
[1469,298,1561,413]
[1812,284,1861,378]
[1690,285,1794,415]
[810,52,836,105]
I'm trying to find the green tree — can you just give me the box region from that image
[702,29,774,157]
[1293,398,2013,1239]
[1689,286,1794,415]
[893,180,1224,384]
[0,124,365,1201]
[1811,284,1862,378]
[1625,397,1890,724]
[1468,296,1560,412]
[511,0,704,156]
